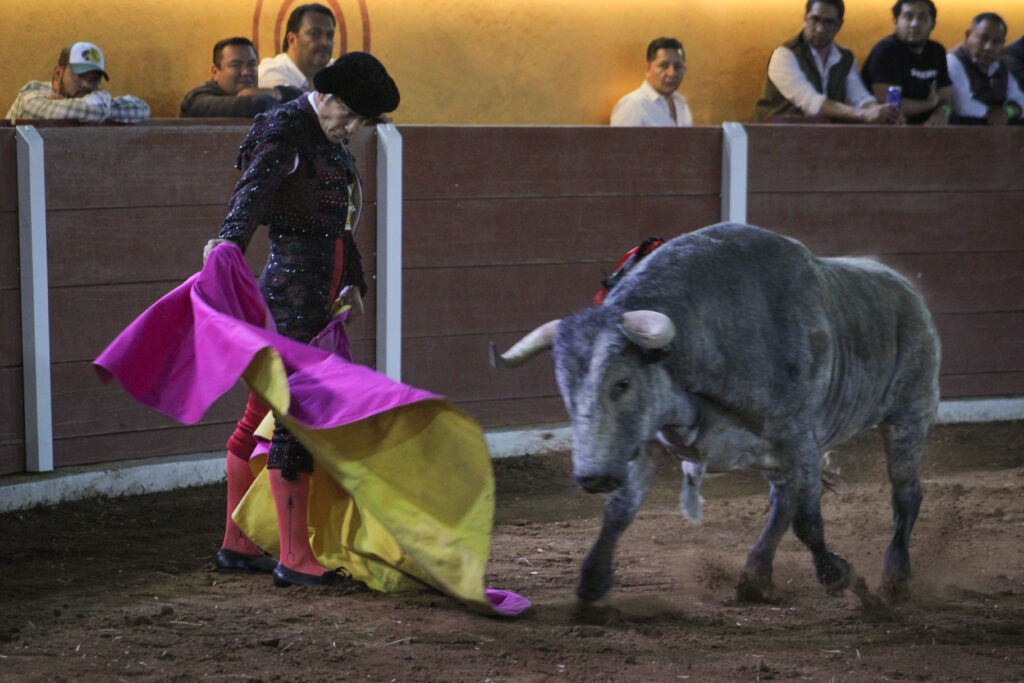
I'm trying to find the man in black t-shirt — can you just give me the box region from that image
[862,0,952,125]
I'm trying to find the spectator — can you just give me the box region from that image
[258,3,335,91]
[1001,34,1024,89]
[946,13,1023,126]
[181,37,302,117]
[862,0,952,125]
[5,42,149,123]
[752,0,898,124]
[610,37,692,126]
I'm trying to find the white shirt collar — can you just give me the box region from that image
[639,80,684,104]
[808,42,840,78]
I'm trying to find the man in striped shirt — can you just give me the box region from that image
[5,42,150,124]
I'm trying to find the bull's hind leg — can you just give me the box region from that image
[878,418,927,602]
[577,453,656,603]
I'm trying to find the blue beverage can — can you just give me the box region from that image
[886,86,902,108]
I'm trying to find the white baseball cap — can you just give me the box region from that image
[67,41,109,80]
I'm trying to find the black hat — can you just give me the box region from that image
[313,52,400,118]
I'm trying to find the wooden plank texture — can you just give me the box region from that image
[403,195,722,268]
[0,366,23,444]
[940,372,1024,399]
[0,128,15,212]
[746,125,1024,193]
[0,212,18,290]
[456,397,567,430]
[748,191,1024,254]
[403,333,559,403]
[0,290,21,367]
[41,126,247,209]
[879,253,1024,315]
[53,422,234,468]
[0,444,23,477]
[39,124,377,210]
[400,126,723,200]
[402,263,611,339]
[52,361,251,439]
[935,312,1024,375]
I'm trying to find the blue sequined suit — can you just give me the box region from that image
[218,95,366,479]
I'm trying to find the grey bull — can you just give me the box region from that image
[491,223,940,604]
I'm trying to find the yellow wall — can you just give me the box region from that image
[4,0,1023,124]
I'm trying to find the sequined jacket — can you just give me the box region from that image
[217,96,367,346]
[219,95,359,249]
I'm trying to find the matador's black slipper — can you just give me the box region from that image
[272,563,357,588]
[215,548,278,574]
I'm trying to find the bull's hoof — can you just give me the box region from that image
[881,554,912,603]
[735,569,773,603]
[573,599,622,625]
[880,576,912,604]
[819,552,853,595]
[576,580,612,604]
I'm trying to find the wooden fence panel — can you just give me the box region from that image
[401,126,723,199]
[0,130,22,474]
[397,126,725,428]
[746,125,1024,193]
[31,123,378,469]
[1,123,1021,474]
[746,125,1024,403]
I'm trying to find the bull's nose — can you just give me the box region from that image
[574,473,622,493]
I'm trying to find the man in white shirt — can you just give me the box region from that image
[611,37,692,127]
[258,3,336,91]
[752,0,900,124]
[947,12,1024,125]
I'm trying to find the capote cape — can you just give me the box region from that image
[94,243,528,616]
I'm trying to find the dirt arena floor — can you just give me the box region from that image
[1,421,1023,682]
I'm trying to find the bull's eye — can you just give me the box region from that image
[610,378,630,400]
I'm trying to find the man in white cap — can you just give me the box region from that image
[5,42,150,123]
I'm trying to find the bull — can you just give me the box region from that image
[491,223,940,604]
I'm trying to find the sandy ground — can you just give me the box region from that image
[1,421,1023,682]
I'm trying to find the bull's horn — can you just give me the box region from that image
[620,310,675,349]
[489,319,561,369]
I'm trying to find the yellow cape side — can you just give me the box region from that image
[233,344,496,612]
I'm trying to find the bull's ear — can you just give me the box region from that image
[620,310,675,349]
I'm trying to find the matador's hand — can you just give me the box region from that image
[203,238,234,265]
[332,285,364,323]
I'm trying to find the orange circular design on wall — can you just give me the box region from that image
[251,0,371,59]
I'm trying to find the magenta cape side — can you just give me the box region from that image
[93,244,529,617]
[94,243,435,427]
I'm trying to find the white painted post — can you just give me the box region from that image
[721,122,748,224]
[376,124,403,381]
[16,126,54,472]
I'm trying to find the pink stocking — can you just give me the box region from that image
[221,454,263,555]
[269,469,326,575]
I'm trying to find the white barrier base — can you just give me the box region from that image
[1,400,1020,513]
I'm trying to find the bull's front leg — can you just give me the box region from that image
[577,453,655,603]
[737,473,793,602]
[789,456,853,594]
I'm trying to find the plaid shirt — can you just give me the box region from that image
[5,81,150,123]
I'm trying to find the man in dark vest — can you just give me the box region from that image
[946,13,1024,126]
[752,0,900,123]
[862,0,952,125]
[1005,34,1024,89]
